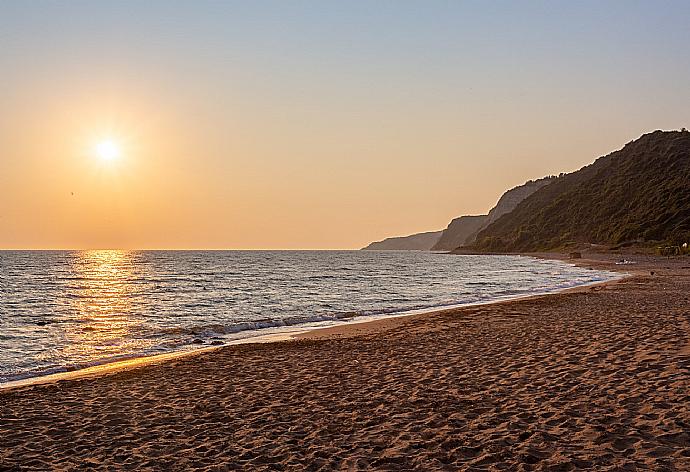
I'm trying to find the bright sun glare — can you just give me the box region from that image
[95,140,121,162]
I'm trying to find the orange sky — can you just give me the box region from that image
[1,2,689,249]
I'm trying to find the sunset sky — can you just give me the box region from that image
[1,1,689,249]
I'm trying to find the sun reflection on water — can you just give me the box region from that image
[1,251,622,382]
[51,250,146,363]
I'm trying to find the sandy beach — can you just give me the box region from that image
[1,254,690,471]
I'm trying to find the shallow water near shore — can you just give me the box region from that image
[0,250,619,382]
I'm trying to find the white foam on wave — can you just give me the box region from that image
[0,253,625,385]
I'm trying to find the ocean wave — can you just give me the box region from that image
[159,312,364,338]
[0,252,623,383]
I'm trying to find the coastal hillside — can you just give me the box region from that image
[473,130,690,251]
[432,177,555,251]
[468,176,556,242]
[363,176,556,252]
[361,230,442,250]
[431,215,487,251]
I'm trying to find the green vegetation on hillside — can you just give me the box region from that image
[472,130,690,252]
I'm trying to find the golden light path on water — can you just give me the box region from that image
[0,251,622,383]
[42,250,145,364]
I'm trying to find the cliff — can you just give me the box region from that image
[431,176,556,251]
[431,215,487,251]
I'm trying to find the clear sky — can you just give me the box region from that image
[1,1,689,249]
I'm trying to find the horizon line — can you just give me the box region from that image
[0,247,368,252]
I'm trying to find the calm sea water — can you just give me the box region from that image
[0,251,618,382]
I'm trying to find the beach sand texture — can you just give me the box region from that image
[1,255,689,470]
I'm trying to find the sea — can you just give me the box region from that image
[0,250,620,383]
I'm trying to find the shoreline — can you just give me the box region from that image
[0,255,625,392]
[2,252,689,469]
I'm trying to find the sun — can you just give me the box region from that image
[95,139,121,162]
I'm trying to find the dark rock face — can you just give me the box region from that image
[433,176,555,251]
[473,130,690,252]
[431,215,487,251]
[474,176,556,238]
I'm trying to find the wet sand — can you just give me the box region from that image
[1,254,690,470]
